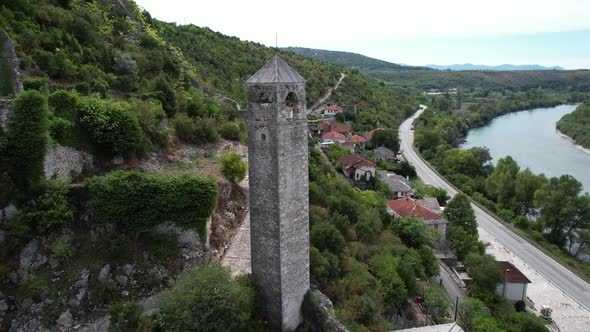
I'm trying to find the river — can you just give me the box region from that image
[460,104,590,193]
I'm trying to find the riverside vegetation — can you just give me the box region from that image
[557,103,590,149]
[413,91,590,281]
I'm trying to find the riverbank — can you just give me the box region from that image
[556,129,590,156]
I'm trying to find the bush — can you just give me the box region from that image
[194,117,219,143]
[48,90,79,122]
[157,263,255,331]
[514,216,531,229]
[48,115,74,145]
[88,171,217,240]
[79,97,142,156]
[51,233,75,263]
[22,77,49,94]
[108,301,144,332]
[496,209,515,223]
[8,91,49,201]
[424,286,450,321]
[16,180,73,233]
[172,112,195,143]
[310,222,347,256]
[221,151,247,183]
[220,122,241,141]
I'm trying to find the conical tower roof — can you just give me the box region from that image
[247,55,305,84]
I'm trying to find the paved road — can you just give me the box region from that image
[400,108,590,311]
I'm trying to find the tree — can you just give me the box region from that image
[424,286,450,321]
[460,298,491,331]
[535,175,585,247]
[513,169,546,216]
[370,128,399,152]
[464,253,501,299]
[157,263,255,331]
[392,217,433,249]
[485,156,519,209]
[447,225,484,261]
[442,149,483,178]
[444,193,478,235]
[221,152,247,183]
[310,222,347,256]
[8,90,49,202]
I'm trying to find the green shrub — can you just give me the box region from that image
[157,263,255,331]
[143,232,178,259]
[91,280,120,305]
[8,91,49,201]
[139,34,159,49]
[194,117,219,143]
[48,90,80,122]
[496,209,515,223]
[22,77,49,94]
[129,98,170,149]
[221,151,247,183]
[108,301,144,332]
[48,115,74,145]
[424,286,450,322]
[172,112,195,143]
[310,222,347,256]
[16,180,73,233]
[220,122,241,141]
[88,171,217,240]
[79,97,141,156]
[514,216,531,229]
[51,233,75,263]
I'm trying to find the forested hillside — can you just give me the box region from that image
[284,47,420,71]
[287,47,590,93]
[557,103,590,149]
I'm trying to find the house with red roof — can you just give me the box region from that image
[322,105,343,117]
[339,154,376,181]
[339,141,356,153]
[322,131,346,143]
[386,197,447,238]
[350,134,367,148]
[496,261,532,303]
[320,121,351,137]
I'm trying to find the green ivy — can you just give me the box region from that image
[88,171,218,241]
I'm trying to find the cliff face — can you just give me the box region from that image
[0,28,22,96]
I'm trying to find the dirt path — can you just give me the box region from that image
[221,178,251,276]
[307,72,346,114]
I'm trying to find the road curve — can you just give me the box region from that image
[399,108,590,310]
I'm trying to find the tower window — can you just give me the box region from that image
[258,92,270,104]
[285,92,299,119]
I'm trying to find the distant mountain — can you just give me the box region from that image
[426,63,564,71]
[283,47,425,71]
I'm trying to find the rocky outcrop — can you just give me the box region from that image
[302,289,349,332]
[0,98,14,130]
[1,28,23,95]
[44,145,94,180]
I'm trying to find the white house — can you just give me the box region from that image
[339,154,377,182]
[495,261,531,303]
[322,105,343,117]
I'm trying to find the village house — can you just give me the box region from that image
[339,154,377,181]
[378,170,413,198]
[496,261,532,304]
[373,146,397,162]
[350,134,367,148]
[321,130,346,144]
[322,104,343,117]
[320,121,351,137]
[416,197,442,215]
[339,141,356,153]
[386,197,447,239]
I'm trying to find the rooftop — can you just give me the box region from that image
[339,154,376,169]
[387,198,444,221]
[246,55,305,84]
[350,134,367,143]
[499,261,532,284]
[322,131,346,140]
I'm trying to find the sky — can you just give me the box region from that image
[134,0,590,69]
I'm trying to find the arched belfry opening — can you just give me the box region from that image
[285,92,299,119]
[258,92,270,104]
